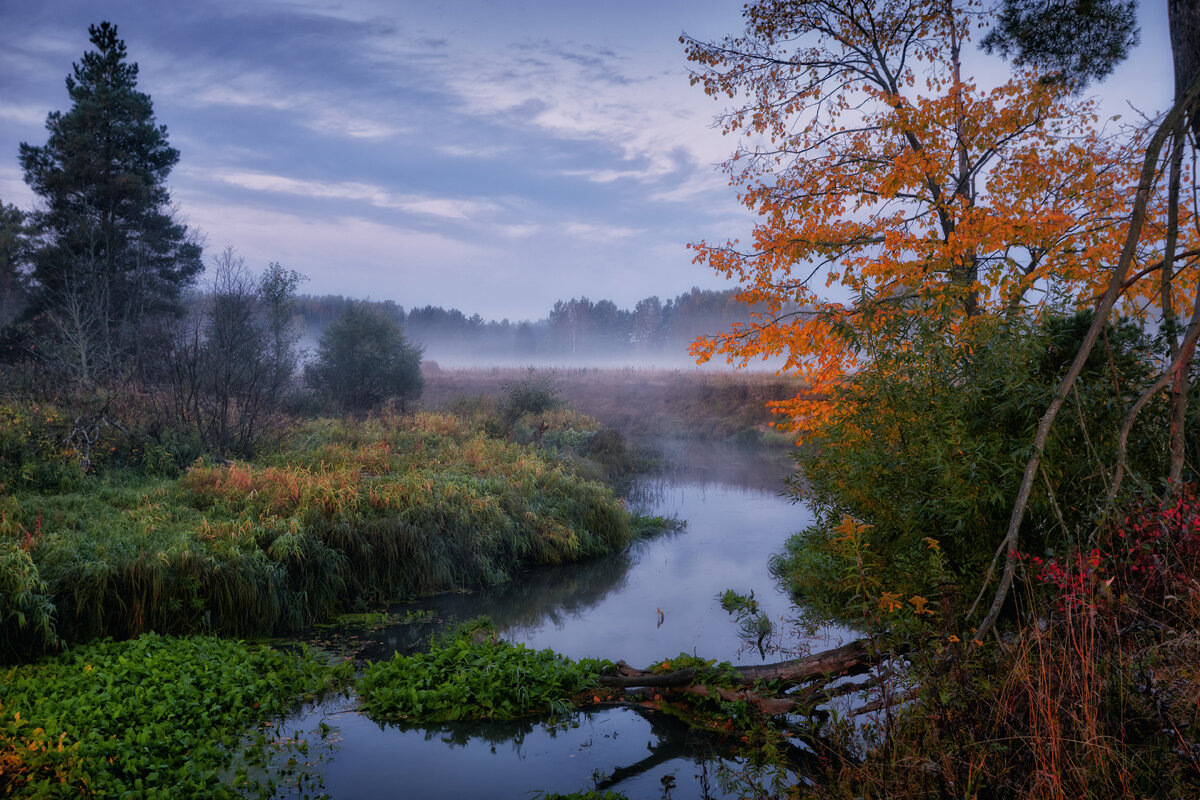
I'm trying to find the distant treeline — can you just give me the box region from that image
[292,287,790,364]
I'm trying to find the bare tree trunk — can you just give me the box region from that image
[1108,285,1200,504]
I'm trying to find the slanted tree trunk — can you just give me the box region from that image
[973,73,1200,644]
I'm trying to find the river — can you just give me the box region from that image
[263,441,849,799]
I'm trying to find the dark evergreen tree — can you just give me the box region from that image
[19,21,202,382]
[306,303,423,412]
[0,201,29,330]
[981,0,1140,87]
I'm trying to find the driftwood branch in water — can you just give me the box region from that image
[735,639,873,684]
[593,638,885,719]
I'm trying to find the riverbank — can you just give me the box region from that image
[1,408,641,657]
[0,394,665,796]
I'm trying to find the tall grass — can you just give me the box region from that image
[808,490,1200,800]
[0,411,633,657]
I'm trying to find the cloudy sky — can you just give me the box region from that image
[0,0,1176,321]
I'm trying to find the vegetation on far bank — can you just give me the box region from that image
[422,365,802,444]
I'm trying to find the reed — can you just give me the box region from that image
[0,411,633,656]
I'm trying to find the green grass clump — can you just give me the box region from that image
[1,412,634,654]
[0,632,350,798]
[357,623,609,722]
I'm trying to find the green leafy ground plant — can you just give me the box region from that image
[0,632,350,798]
[357,623,609,722]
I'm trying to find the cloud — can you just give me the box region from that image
[560,168,644,184]
[0,166,35,207]
[495,223,540,238]
[432,36,731,194]
[436,143,509,159]
[176,195,492,290]
[0,104,50,127]
[187,79,408,141]
[208,171,496,220]
[561,222,643,241]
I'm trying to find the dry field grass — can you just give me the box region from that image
[420,365,805,441]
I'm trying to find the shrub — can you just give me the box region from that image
[305,303,423,413]
[777,311,1172,617]
[0,402,84,493]
[499,369,563,429]
[812,490,1200,800]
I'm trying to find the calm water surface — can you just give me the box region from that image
[268,442,847,799]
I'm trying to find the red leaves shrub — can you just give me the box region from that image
[1025,486,1200,619]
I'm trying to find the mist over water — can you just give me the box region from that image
[419,352,783,371]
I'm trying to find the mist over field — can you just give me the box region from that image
[290,285,797,373]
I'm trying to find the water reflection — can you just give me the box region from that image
[644,437,795,494]
[272,441,840,799]
[358,544,641,662]
[274,698,739,800]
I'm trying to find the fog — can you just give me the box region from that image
[291,287,802,375]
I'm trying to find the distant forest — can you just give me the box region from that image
[290,287,786,366]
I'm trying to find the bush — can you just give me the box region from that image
[776,311,1172,617]
[305,303,423,413]
[810,492,1200,800]
[0,402,84,493]
[499,370,563,428]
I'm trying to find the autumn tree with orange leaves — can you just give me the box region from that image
[683,1,1193,424]
[684,0,1200,631]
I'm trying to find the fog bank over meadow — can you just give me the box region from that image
[292,286,801,374]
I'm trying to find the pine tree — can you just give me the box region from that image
[0,200,28,330]
[19,21,202,382]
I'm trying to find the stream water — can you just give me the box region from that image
[267,441,849,799]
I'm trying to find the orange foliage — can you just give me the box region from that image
[683,0,1197,431]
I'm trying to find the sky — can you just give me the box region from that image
[0,0,1177,322]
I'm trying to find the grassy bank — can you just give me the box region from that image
[764,490,1200,800]
[1,409,635,658]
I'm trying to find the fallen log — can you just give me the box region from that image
[589,638,892,723]
[680,683,797,716]
[600,665,699,689]
[734,639,873,684]
[597,638,875,691]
